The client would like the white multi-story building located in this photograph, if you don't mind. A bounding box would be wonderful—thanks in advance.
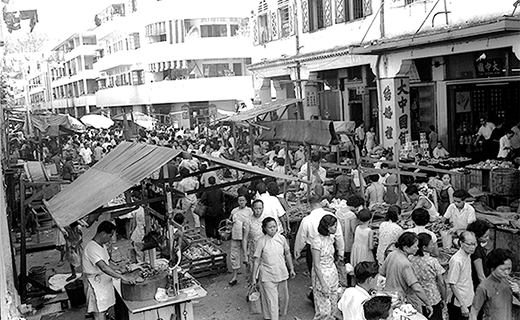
[94,0,254,128]
[48,32,100,117]
[249,0,520,155]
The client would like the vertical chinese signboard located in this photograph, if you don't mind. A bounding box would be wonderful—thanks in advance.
[380,77,411,149]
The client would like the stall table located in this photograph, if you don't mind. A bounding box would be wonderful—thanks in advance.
[114,279,207,320]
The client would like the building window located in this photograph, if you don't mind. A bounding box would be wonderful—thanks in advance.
[230,24,239,36]
[258,14,269,43]
[309,0,324,31]
[340,0,371,22]
[278,4,291,37]
[203,64,229,77]
[200,24,227,37]
[233,63,243,76]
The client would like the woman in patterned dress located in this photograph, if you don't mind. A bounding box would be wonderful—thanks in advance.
[376,205,403,266]
[311,214,339,320]
[243,199,265,285]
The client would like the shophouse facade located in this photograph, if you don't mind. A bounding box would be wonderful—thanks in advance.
[94,0,254,129]
[249,0,520,155]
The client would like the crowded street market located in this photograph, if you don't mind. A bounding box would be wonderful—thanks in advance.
[0,1,519,320]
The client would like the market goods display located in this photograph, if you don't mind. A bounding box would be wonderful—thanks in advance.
[286,201,310,222]
[181,241,227,278]
[466,160,515,170]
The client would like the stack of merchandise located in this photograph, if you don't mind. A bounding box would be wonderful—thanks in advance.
[419,132,430,158]
[400,133,413,159]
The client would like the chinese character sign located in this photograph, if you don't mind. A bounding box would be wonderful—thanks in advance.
[379,77,411,149]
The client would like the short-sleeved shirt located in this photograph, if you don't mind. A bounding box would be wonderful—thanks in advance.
[410,254,446,305]
[408,226,438,243]
[257,193,286,233]
[472,274,513,320]
[377,221,403,265]
[338,285,371,320]
[230,207,253,240]
[447,249,474,307]
[471,244,490,289]
[444,202,476,231]
[254,233,289,283]
[82,240,109,275]
[381,249,421,310]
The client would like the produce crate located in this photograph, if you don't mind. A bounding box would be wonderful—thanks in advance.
[451,171,470,190]
[181,242,228,278]
[468,168,490,191]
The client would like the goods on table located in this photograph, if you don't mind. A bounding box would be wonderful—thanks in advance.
[466,160,515,170]
[121,266,168,301]
[181,241,227,278]
[286,202,310,222]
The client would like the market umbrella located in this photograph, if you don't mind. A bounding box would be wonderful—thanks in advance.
[66,115,86,132]
[81,114,114,129]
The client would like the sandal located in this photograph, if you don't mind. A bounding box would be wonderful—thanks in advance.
[229,279,238,286]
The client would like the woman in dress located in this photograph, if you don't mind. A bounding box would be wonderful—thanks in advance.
[438,174,455,215]
[252,217,296,320]
[381,232,433,317]
[409,233,447,320]
[376,205,403,266]
[365,127,376,154]
[350,208,375,268]
[311,214,339,320]
[243,199,265,285]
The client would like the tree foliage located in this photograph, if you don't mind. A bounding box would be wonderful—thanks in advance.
[4,32,49,54]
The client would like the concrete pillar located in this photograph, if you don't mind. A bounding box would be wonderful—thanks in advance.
[273,80,287,101]
[432,56,447,145]
[303,72,320,120]
[258,78,271,105]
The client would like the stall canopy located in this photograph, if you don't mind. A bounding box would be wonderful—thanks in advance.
[46,142,309,227]
[223,98,301,123]
[30,114,85,136]
[257,120,340,146]
[112,111,157,130]
[46,142,182,227]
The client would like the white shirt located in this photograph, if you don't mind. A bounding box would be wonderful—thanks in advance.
[82,241,109,275]
[338,285,371,320]
[477,122,495,140]
[433,146,450,159]
[257,192,286,233]
[444,202,476,231]
[293,208,345,259]
[408,225,438,243]
[447,249,474,307]
[498,135,511,158]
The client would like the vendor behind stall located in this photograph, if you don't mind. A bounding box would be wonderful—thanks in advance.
[441,189,476,235]
[83,221,135,320]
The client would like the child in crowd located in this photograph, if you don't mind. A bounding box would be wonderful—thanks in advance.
[363,295,394,320]
[338,261,379,320]
[350,208,375,268]
[365,174,384,209]
[438,173,455,215]
[228,195,253,285]
[408,208,440,257]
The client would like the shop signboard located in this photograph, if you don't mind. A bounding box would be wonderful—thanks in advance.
[380,77,411,149]
[475,58,503,78]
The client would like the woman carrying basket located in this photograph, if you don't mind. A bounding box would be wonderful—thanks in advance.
[252,217,296,320]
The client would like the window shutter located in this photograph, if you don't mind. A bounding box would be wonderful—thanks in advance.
[324,0,333,27]
[363,0,372,16]
[289,3,295,35]
[270,10,278,40]
[253,16,259,45]
[301,0,310,33]
[335,0,345,23]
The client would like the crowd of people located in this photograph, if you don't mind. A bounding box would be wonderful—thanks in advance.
[8,118,520,320]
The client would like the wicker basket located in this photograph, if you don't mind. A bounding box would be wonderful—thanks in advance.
[218,219,232,241]
[490,168,520,196]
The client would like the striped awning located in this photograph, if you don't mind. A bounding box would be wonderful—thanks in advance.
[45,142,182,227]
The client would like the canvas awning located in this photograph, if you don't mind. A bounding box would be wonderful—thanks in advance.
[257,120,339,146]
[30,114,85,136]
[223,98,301,123]
[45,142,182,227]
[46,142,308,227]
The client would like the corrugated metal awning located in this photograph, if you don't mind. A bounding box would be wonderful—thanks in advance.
[45,142,182,227]
[193,154,309,184]
[224,98,301,123]
[257,120,339,146]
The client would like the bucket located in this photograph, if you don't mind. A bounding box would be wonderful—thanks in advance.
[490,168,519,196]
[65,280,86,308]
[28,266,47,286]
[440,231,452,249]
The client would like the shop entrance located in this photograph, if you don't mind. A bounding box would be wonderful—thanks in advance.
[448,81,520,157]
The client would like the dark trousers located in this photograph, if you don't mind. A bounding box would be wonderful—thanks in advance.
[422,302,443,320]
[305,244,313,274]
[448,302,470,320]
[205,215,221,239]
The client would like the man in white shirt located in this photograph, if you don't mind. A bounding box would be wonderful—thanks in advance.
[442,189,476,234]
[294,195,345,273]
[447,231,476,319]
[338,262,379,320]
[433,141,450,159]
[255,182,287,234]
[497,130,514,159]
[83,221,135,320]
[298,154,326,195]
[475,117,495,156]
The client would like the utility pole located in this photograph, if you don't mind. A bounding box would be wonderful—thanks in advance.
[293,0,304,120]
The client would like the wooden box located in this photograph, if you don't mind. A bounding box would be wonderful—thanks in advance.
[181,242,227,278]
